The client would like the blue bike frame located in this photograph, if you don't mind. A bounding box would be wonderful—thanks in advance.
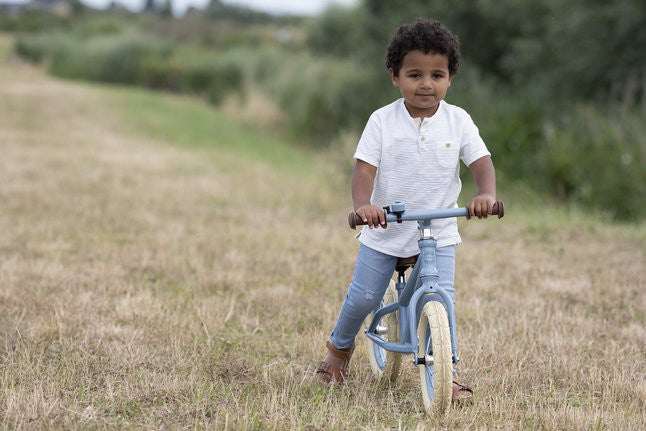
[364,207,469,365]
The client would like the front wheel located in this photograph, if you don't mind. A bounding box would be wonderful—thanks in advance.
[363,280,403,382]
[417,300,453,415]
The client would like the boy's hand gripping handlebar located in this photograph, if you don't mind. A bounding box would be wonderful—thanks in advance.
[348,201,505,230]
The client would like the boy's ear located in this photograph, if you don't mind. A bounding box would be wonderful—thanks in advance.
[388,68,399,87]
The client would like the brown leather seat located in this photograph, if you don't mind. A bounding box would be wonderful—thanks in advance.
[396,255,418,271]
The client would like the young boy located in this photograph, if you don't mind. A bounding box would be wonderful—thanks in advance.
[315,19,496,403]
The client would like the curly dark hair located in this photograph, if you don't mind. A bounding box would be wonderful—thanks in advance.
[386,19,461,77]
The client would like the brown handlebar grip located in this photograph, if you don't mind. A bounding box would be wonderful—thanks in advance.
[492,201,505,218]
[348,212,360,230]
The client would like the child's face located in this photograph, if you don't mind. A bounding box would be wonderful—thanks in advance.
[389,50,452,118]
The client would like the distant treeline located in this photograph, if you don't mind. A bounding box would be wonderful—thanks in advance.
[4,0,645,220]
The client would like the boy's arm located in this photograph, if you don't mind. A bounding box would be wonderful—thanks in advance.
[352,159,386,228]
[467,155,496,219]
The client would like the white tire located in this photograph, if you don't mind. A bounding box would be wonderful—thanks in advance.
[417,300,452,415]
[363,280,403,382]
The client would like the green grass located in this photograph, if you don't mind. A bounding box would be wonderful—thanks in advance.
[106,86,317,175]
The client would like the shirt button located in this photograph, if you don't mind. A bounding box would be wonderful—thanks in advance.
[420,136,426,142]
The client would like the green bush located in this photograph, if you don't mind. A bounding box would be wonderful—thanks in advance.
[137,54,183,91]
[69,15,127,37]
[14,33,57,63]
[250,49,383,143]
[178,54,244,104]
[446,65,545,182]
[541,106,645,220]
[14,30,244,106]
[182,58,219,93]
[48,38,103,80]
[205,62,244,104]
[41,35,164,84]
[96,37,170,84]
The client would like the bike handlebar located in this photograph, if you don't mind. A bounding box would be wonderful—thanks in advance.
[348,201,504,230]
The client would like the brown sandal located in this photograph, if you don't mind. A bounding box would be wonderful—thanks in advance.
[452,377,474,404]
[315,341,355,384]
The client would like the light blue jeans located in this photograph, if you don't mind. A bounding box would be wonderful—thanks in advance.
[330,243,457,350]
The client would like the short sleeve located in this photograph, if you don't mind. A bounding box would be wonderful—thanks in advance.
[353,112,381,168]
[459,113,491,166]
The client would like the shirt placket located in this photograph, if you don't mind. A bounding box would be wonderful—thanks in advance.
[418,118,431,152]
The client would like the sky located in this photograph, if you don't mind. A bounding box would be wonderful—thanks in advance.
[76,0,358,18]
[221,0,357,16]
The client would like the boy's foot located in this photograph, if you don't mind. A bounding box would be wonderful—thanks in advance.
[315,340,355,384]
[452,377,473,404]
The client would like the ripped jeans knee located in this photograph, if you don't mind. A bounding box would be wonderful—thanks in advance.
[329,245,396,349]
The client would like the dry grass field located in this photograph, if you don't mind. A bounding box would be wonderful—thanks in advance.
[1,35,644,429]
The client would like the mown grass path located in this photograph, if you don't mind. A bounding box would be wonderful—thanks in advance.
[1,35,644,429]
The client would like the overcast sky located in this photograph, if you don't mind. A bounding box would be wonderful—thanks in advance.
[77,0,357,17]
[221,0,357,16]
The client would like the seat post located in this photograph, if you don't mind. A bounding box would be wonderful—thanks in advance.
[397,270,406,285]
[396,269,406,295]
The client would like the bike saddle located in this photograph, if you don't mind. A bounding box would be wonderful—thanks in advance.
[396,255,418,272]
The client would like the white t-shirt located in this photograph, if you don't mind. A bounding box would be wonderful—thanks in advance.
[353,98,490,257]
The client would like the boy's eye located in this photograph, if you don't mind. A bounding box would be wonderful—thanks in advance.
[409,73,421,78]
[433,73,444,79]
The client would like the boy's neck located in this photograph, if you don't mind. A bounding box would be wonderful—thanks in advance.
[403,100,440,120]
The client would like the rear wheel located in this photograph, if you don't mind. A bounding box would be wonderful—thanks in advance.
[363,280,403,382]
[417,300,452,415]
